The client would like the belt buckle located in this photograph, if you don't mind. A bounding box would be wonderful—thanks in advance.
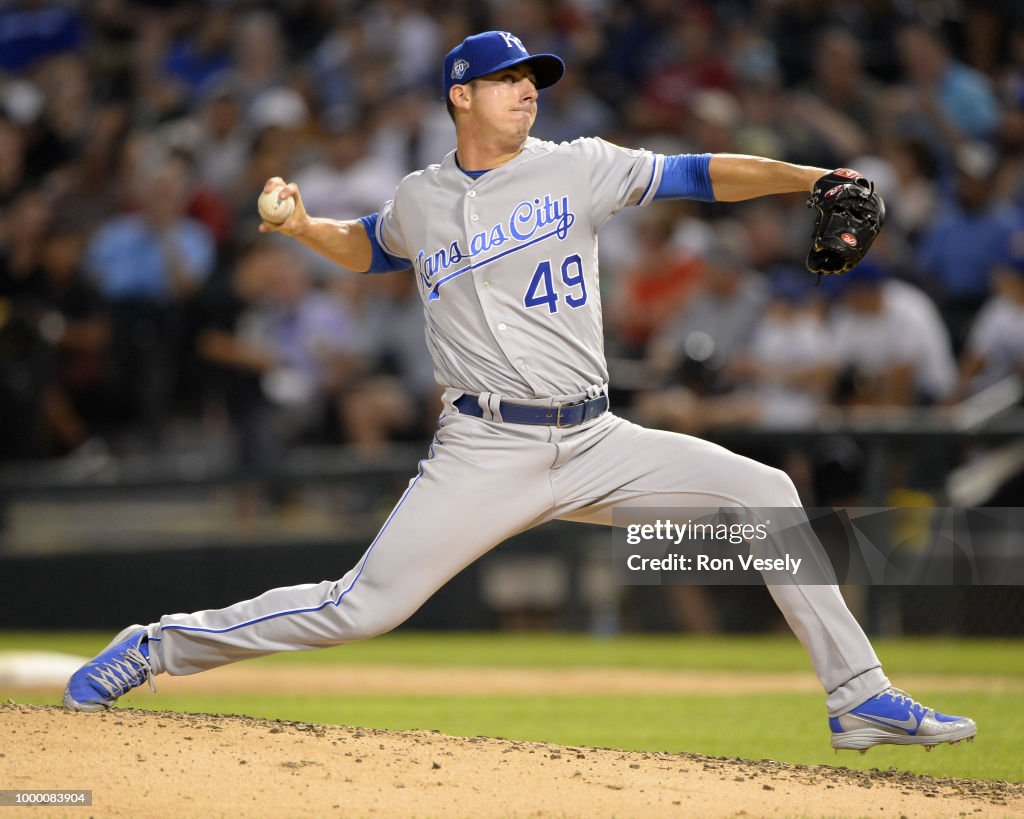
[555,400,583,428]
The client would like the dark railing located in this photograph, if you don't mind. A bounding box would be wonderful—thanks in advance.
[2,407,1022,502]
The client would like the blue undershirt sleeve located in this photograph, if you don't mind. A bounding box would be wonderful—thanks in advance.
[357,213,412,274]
[653,153,716,202]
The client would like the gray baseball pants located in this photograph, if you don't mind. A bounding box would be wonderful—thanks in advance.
[147,405,889,716]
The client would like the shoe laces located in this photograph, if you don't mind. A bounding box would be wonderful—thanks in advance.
[86,646,157,699]
[879,687,925,713]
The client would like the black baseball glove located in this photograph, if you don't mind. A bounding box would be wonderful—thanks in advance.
[805,168,885,277]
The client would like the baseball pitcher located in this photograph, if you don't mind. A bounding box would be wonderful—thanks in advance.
[65,31,973,753]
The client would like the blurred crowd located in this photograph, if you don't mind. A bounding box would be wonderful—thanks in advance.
[2,0,1024,503]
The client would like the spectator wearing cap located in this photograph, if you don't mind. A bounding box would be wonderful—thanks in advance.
[828,259,957,407]
[915,141,1024,350]
[954,234,1024,399]
[247,87,310,135]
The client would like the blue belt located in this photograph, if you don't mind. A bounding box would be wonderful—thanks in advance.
[454,393,609,428]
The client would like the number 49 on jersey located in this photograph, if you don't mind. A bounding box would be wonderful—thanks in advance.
[523,254,588,313]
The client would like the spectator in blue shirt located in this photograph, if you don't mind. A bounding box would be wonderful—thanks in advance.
[916,142,1023,351]
[84,154,215,445]
[86,158,215,302]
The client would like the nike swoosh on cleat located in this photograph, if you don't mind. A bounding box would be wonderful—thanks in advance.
[856,713,919,732]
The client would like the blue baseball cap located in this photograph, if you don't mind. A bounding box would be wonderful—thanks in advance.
[830,258,888,297]
[814,257,887,299]
[443,31,564,97]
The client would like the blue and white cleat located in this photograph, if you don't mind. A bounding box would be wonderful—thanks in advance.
[63,625,156,712]
[830,687,976,752]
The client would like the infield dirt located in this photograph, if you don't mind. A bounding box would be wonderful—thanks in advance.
[2,702,1022,818]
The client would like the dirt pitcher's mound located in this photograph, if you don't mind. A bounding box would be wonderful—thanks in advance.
[1,704,1020,818]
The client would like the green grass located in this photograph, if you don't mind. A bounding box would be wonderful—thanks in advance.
[4,632,1022,781]
[5,631,1024,676]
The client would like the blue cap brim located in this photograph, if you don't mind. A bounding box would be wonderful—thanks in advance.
[462,53,565,89]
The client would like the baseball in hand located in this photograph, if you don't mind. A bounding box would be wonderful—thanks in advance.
[258,187,296,225]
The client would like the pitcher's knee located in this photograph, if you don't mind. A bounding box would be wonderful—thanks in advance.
[331,602,412,643]
[349,616,401,642]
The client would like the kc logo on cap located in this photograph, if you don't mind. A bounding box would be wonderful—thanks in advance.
[498,31,527,52]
